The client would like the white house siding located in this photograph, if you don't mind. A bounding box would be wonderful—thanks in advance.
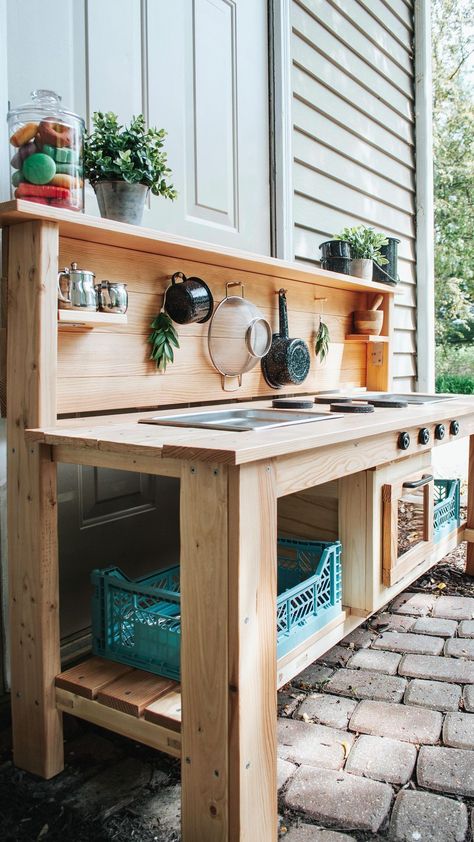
[290,0,417,390]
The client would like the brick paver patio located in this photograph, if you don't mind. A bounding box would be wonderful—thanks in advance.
[2,590,474,840]
[278,591,474,841]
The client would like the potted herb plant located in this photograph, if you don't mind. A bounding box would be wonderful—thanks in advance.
[84,112,177,225]
[334,226,388,280]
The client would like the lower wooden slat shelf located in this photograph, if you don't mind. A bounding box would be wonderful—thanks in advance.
[55,657,182,758]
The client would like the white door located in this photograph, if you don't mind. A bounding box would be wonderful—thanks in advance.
[6,0,271,254]
[2,0,271,653]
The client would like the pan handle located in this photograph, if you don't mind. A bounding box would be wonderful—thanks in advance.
[226,281,245,298]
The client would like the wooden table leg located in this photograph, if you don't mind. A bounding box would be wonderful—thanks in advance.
[466,435,474,575]
[180,460,277,841]
[180,462,229,840]
[228,462,277,841]
[7,221,63,778]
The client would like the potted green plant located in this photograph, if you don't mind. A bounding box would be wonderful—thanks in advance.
[84,112,177,225]
[334,226,388,280]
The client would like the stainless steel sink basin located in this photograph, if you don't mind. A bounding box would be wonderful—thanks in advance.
[139,408,341,432]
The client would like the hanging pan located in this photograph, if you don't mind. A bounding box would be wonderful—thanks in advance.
[208,281,272,391]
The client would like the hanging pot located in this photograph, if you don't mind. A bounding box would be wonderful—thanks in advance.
[208,281,272,391]
[261,289,311,389]
[164,271,214,324]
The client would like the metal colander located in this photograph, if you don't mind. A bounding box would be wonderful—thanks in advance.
[208,282,272,390]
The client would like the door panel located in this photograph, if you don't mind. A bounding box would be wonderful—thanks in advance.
[146,0,270,252]
[58,464,180,639]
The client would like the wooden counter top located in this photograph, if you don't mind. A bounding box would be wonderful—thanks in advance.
[27,395,474,466]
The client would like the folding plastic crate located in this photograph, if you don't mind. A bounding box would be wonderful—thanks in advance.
[433,479,461,542]
[91,537,342,678]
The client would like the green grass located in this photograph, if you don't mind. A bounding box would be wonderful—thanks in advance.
[436,344,474,393]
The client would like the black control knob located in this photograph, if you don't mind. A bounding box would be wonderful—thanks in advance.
[450,420,460,436]
[418,428,430,445]
[435,424,446,441]
[398,432,410,451]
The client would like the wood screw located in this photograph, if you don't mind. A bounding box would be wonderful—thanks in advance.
[190,466,196,474]
[213,468,219,476]
[245,761,251,769]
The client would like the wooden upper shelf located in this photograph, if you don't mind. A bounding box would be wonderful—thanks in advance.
[0,200,395,295]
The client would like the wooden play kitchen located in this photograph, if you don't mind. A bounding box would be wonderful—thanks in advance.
[1,199,474,841]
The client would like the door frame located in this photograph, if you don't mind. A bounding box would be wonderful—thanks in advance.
[269,0,293,261]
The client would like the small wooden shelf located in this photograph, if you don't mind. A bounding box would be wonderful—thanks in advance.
[345,334,390,343]
[55,657,181,757]
[58,309,128,329]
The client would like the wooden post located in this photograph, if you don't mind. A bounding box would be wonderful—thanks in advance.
[180,460,278,841]
[180,461,229,840]
[7,221,63,778]
[228,462,278,841]
[466,436,474,575]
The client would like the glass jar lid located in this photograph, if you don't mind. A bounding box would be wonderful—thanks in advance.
[7,89,85,127]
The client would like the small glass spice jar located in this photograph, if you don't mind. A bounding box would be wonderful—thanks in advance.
[7,89,85,212]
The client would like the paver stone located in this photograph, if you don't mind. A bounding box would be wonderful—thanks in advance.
[293,664,334,690]
[459,620,474,638]
[298,693,357,730]
[464,685,474,712]
[445,638,474,660]
[399,654,474,683]
[345,734,416,784]
[282,826,356,841]
[433,596,474,620]
[349,699,442,744]
[325,669,406,702]
[346,648,401,675]
[391,592,435,616]
[277,718,353,769]
[284,765,393,833]
[389,789,468,842]
[372,631,444,655]
[443,712,474,750]
[278,757,297,789]
[417,745,474,796]
[404,678,461,712]
[412,616,458,637]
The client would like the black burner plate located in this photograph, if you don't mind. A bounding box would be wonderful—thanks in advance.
[315,396,352,404]
[330,402,375,414]
[272,399,314,409]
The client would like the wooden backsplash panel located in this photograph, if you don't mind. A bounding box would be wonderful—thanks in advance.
[57,237,370,414]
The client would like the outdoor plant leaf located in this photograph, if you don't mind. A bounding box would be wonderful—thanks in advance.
[334,225,389,264]
[148,312,180,372]
[315,320,330,363]
[84,112,177,199]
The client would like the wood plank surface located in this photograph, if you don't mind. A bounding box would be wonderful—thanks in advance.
[180,462,229,841]
[56,687,181,758]
[144,687,182,733]
[55,657,133,700]
[97,670,175,717]
[0,200,395,294]
[7,220,63,779]
[228,463,278,841]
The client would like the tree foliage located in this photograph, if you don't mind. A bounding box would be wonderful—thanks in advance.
[432,0,474,348]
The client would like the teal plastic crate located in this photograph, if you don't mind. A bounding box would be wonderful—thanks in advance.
[91,538,342,678]
[91,565,181,680]
[434,479,461,542]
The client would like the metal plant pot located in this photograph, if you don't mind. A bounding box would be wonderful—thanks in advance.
[351,258,373,281]
[94,181,149,225]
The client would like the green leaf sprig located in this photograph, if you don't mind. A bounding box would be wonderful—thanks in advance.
[315,320,330,363]
[148,312,179,372]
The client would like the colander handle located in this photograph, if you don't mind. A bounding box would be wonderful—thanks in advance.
[226,281,245,298]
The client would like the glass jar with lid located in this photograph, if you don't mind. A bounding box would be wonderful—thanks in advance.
[7,89,85,212]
